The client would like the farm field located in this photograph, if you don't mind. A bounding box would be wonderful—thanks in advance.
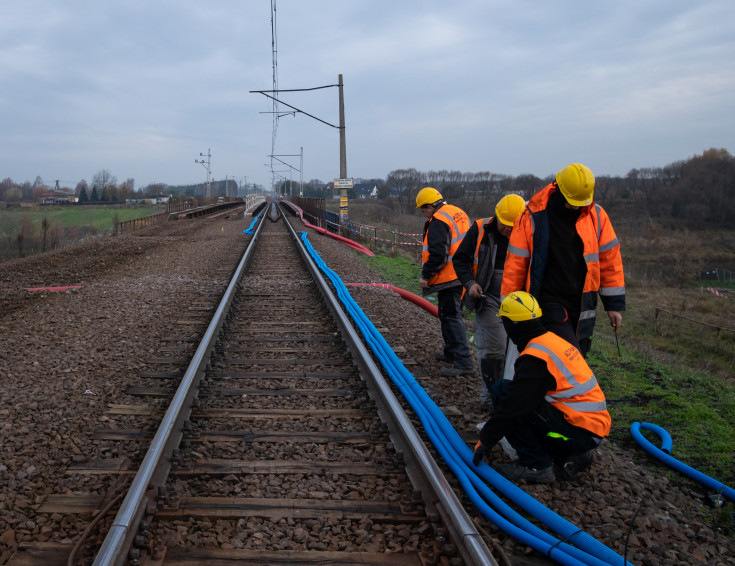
[0,204,164,259]
[1,204,163,231]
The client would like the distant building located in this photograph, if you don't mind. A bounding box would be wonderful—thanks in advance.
[40,189,75,205]
[354,183,378,198]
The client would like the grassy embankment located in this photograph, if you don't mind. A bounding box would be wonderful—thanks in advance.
[341,199,735,497]
[0,204,164,259]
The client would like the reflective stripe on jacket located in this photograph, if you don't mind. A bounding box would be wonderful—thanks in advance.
[522,332,611,438]
[421,204,470,286]
[501,183,625,340]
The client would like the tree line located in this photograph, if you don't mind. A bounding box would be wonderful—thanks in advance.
[2,148,733,230]
[377,149,735,229]
[0,170,268,205]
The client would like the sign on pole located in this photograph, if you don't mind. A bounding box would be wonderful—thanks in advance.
[334,178,354,189]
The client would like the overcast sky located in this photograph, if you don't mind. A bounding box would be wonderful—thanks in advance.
[1,1,734,192]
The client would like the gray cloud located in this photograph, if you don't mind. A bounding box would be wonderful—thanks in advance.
[1,0,733,189]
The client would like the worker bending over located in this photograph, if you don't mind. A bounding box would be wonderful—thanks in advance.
[473,291,611,483]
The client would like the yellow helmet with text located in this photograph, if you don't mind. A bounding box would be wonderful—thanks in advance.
[495,194,526,226]
[498,291,542,321]
[415,187,444,209]
[556,163,595,206]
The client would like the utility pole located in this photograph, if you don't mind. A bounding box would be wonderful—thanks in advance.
[195,148,211,198]
[250,74,349,216]
[338,74,349,226]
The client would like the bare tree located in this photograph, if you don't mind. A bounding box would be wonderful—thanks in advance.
[91,170,117,193]
[0,177,13,201]
[385,168,425,215]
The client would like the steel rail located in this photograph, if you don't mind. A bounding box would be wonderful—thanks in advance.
[280,206,497,566]
[93,206,497,565]
[92,214,266,566]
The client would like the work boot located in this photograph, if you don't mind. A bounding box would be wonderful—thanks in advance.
[434,349,451,363]
[494,462,554,484]
[556,450,594,482]
[479,375,493,412]
[439,366,477,377]
[480,357,504,392]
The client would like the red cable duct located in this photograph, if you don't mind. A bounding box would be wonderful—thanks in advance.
[345,283,438,317]
[282,201,374,256]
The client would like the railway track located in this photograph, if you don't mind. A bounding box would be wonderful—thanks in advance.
[62,204,498,565]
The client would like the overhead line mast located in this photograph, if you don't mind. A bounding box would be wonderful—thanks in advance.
[270,0,279,194]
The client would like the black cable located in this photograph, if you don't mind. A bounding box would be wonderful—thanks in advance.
[545,527,583,559]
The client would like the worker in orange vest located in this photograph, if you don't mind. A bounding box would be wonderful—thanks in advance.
[453,194,525,412]
[416,187,475,377]
[473,291,611,483]
[502,163,625,356]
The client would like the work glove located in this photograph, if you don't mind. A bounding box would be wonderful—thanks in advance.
[473,440,489,466]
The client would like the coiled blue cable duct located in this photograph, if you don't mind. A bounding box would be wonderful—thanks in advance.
[631,422,735,502]
[299,232,633,566]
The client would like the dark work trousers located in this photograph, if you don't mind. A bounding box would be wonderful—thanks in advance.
[492,380,601,469]
[539,301,592,357]
[437,286,474,370]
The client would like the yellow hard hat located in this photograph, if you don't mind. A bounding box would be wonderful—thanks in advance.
[556,163,595,206]
[498,291,543,321]
[415,187,443,209]
[495,194,526,226]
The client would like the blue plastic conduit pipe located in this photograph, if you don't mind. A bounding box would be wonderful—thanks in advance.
[631,422,735,502]
[298,231,633,566]
[242,211,261,234]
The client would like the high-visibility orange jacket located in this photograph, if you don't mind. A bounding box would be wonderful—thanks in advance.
[421,203,470,287]
[501,183,625,341]
[523,332,611,437]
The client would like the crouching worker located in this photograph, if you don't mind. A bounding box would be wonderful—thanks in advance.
[472,291,610,483]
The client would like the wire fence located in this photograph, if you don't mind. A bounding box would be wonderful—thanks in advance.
[288,197,424,261]
[654,307,735,356]
[698,268,734,283]
[114,196,258,235]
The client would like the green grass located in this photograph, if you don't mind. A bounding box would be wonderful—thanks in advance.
[588,333,735,484]
[8,205,164,232]
[364,253,424,296]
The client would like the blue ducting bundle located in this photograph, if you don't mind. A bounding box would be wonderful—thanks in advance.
[298,231,634,566]
[631,422,735,502]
